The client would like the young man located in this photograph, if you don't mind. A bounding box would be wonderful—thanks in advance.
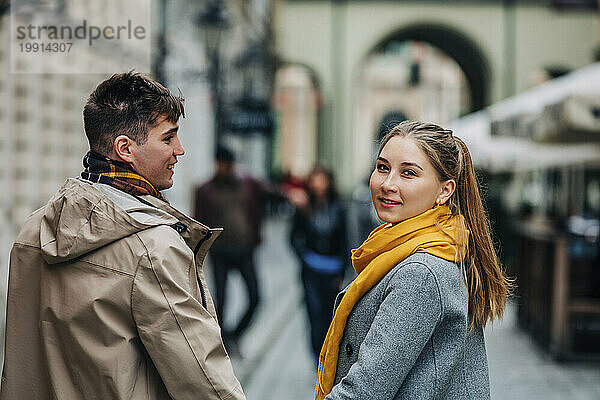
[1,72,245,400]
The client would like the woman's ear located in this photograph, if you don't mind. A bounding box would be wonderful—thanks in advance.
[114,135,135,164]
[436,179,456,205]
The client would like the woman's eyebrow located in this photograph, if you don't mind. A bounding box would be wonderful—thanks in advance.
[379,156,423,171]
[401,161,423,171]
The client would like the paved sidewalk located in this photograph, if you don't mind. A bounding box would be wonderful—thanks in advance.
[203,215,308,387]
[486,302,600,400]
[217,217,600,400]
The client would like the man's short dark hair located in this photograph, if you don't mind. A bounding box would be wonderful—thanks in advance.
[83,71,185,155]
[215,145,235,163]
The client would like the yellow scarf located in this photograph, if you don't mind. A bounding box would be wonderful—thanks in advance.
[314,205,467,400]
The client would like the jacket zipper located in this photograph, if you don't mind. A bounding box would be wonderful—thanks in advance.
[194,230,213,309]
[131,193,211,309]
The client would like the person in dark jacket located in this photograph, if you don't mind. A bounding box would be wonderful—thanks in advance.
[194,146,275,350]
[290,166,349,361]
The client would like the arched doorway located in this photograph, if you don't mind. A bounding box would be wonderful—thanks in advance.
[374,24,490,112]
[351,24,490,181]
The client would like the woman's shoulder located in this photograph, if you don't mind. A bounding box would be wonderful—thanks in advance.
[398,252,459,271]
[387,253,467,313]
[387,253,462,293]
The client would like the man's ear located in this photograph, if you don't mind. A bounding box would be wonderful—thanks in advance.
[114,135,135,163]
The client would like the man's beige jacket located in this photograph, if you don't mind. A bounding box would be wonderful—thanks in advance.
[1,178,245,400]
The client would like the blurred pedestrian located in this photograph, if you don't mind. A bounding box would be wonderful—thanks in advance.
[290,166,349,361]
[315,121,512,400]
[194,146,275,352]
[1,72,245,399]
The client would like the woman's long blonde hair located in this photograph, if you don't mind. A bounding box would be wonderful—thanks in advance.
[379,120,513,328]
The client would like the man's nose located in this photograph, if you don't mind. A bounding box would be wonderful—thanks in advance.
[173,137,185,156]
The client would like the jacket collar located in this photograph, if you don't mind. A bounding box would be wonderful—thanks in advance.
[137,194,222,260]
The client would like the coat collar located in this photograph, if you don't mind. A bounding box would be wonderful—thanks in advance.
[137,194,222,260]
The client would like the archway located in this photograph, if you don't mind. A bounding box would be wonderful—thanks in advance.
[372,24,490,112]
[351,24,490,181]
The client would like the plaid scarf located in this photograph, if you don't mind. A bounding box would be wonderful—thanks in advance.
[81,150,168,203]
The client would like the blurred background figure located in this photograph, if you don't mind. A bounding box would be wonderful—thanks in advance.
[289,166,349,361]
[193,146,275,353]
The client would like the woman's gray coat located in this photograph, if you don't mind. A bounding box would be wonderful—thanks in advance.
[325,253,490,400]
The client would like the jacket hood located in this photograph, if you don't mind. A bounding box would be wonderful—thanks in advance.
[40,178,178,264]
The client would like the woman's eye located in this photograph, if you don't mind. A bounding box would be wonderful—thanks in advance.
[376,163,389,172]
[402,169,416,177]
[164,136,173,143]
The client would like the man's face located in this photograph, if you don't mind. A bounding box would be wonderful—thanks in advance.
[216,160,234,177]
[129,115,184,191]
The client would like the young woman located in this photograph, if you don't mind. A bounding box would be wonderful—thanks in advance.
[290,166,349,361]
[315,121,511,400]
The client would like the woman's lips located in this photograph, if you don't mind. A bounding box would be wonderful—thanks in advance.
[378,197,401,208]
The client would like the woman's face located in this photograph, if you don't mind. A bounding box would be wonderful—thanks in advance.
[307,171,330,198]
[370,136,453,224]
